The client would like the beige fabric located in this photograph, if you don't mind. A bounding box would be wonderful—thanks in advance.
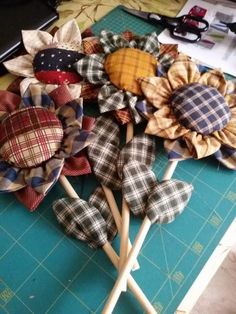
[198,69,227,96]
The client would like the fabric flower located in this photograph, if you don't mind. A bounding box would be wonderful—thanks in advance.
[75,30,177,124]
[3,20,84,98]
[139,54,236,169]
[0,84,95,210]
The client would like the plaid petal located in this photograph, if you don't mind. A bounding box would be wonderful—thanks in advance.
[21,85,55,110]
[74,54,108,85]
[100,30,131,53]
[122,161,157,217]
[92,116,120,147]
[117,134,156,178]
[82,36,104,54]
[135,99,155,120]
[0,90,21,121]
[214,145,236,170]
[0,159,26,192]
[88,141,121,190]
[62,151,92,176]
[80,81,100,102]
[53,197,108,249]
[165,139,193,160]
[89,187,117,243]
[146,179,193,224]
[135,32,161,58]
[15,186,45,211]
[113,108,132,125]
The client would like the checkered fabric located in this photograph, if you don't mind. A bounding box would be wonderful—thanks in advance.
[135,99,155,120]
[74,54,108,85]
[214,145,236,170]
[53,197,117,249]
[98,85,142,124]
[0,160,26,192]
[0,90,21,121]
[0,107,63,168]
[165,138,193,161]
[145,179,193,224]
[62,152,92,176]
[113,108,132,125]
[122,161,157,217]
[117,133,156,179]
[80,82,100,102]
[104,47,157,96]
[171,83,231,135]
[82,37,104,54]
[15,186,45,212]
[89,187,117,242]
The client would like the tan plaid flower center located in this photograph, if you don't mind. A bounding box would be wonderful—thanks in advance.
[104,48,157,96]
[0,107,63,168]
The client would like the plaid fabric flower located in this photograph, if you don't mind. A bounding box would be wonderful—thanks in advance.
[4,20,85,97]
[75,30,177,125]
[53,193,117,249]
[117,133,156,179]
[139,53,236,169]
[88,116,121,190]
[0,85,95,211]
[122,160,193,223]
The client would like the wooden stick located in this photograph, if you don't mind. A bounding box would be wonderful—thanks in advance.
[58,175,154,313]
[103,242,156,314]
[102,161,179,313]
[119,122,134,288]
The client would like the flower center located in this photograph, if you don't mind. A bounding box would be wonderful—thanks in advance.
[0,107,63,168]
[170,83,231,135]
[104,48,157,95]
[33,48,84,85]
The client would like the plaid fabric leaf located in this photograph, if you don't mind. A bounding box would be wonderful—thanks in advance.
[74,54,108,85]
[53,197,108,249]
[117,134,156,179]
[98,85,142,124]
[214,145,236,169]
[89,187,117,243]
[88,141,121,190]
[171,83,230,135]
[122,161,157,217]
[146,179,193,224]
[91,115,120,147]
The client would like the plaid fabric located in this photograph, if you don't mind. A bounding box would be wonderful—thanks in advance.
[82,37,104,54]
[62,152,92,176]
[15,186,45,212]
[117,133,156,179]
[49,84,74,108]
[122,161,157,217]
[214,145,236,169]
[0,160,26,192]
[98,85,142,124]
[80,82,100,102]
[113,108,132,125]
[146,179,193,224]
[89,187,117,243]
[135,99,155,120]
[53,197,116,249]
[165,138,193,160]
[171,83,231,135]
[74,54,108,85]
[0,90,21,121]
[104,47,157,96]
[0,107,63,168]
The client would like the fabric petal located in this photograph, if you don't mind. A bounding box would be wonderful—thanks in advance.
[167,54,200,90]
[117,134,156,178]
[145,107,189,139]
[19,78,39,96]
[198,69,227,95]
[89,187,117,243]
[53,19,82,50]
[15,186,45,211]
[184,132,221,159]
[114,108,132,125]
[214,145,236,170]
[0,160,26,192]
[213,126,236,149]
[122,160,157,217]
[82,36,104,54]
[3,54,34,78]
[62,151,91,176]
[21,84,54,110]
[135,99,155,120]
[164,138,193,160]
[135,32,160,57]
[56,99,83,129]
[74,54,108,85]
[0,90,21,120]
[22,30,52,55]
[225,94,236,108]
[24,157,64,194]
[146,179,193,224]
[99,30,131,53]
[226,80,236,95]
[139,77,173,108]
[53,197,108,248]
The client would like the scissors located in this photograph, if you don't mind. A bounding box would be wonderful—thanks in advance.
[122,7,209,43]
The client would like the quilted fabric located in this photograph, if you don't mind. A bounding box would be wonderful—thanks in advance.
[171,83,231,135]
[104,47,157,95]
[0,107,63,168]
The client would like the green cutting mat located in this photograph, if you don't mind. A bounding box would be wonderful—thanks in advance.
[1,5,236,314]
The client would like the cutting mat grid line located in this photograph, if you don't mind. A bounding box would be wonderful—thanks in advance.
[0,6,236,314]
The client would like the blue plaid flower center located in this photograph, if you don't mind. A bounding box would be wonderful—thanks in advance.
[170,83,231,135]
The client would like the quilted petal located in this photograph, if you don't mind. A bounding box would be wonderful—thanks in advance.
[136,32,160,57]
[146,179,193,224]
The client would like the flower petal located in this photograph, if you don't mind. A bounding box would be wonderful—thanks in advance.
[74,54,108,84]
[100,30,130,53]
[20,84,54,110]
[15,186,45,211]
[167,54,200,89]
[53,19,82,50]
[3,55,34,78]
[22,30,52,55]
[135,32,160,57]
[56,99,83,129]
[62,151,91,176]
[98,84,127,112]
[198,69,227,95]
[164,138,193,160]
[214,145,236,169]
[145,107,189,139]
[225,94,236,108]
[0,160,26,192]
[213,126,236,149]
[184,132,221,159]
[226,80,236,95]
[139,77,172,108]
[0,90,21,120]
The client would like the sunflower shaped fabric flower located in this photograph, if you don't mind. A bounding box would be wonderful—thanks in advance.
[0,84,95,210]
[75,30,177,124]
[139,54,236,169]
[3,20,84,97]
